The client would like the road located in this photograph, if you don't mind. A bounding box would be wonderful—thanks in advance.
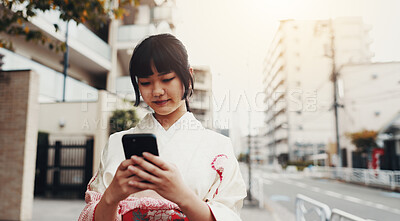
[241,166,400,221]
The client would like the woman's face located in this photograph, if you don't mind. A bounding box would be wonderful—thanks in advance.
[138,64,187,119]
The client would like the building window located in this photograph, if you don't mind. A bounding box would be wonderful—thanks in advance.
[194,71,205,84]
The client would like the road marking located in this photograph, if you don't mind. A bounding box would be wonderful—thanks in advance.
[310,186,321,192]
[324,190,343,198]
[269,194,291,202]
[294,182,307,188]
[257,172,400,216]
[343,195,363,203]
[262,179,273,185]
[364,201,375,206]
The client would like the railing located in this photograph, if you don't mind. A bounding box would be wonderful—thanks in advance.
[296,194,331,221]
[307,166,400,190]
[330,209,374,221]
[296,194,374,221]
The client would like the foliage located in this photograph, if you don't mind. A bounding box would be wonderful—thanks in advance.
[0,0,138,51]
[285,160,316,171]
[109,109,139,135]
[237,152,248,163]
[346,129,378,153]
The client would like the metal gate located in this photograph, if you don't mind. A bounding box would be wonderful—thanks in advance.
[35,137,93,199]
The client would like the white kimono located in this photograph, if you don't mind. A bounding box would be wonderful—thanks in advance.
[79,112,246,221]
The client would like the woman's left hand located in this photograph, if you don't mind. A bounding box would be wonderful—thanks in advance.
[127,152,193,205]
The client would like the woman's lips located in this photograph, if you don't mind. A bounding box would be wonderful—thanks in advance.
[153,99,170,106]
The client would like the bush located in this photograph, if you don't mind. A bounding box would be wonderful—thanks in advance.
[285,160,315,171]
[109,109,139,135]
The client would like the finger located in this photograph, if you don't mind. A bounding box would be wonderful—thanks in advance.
[128,165,162,184]
[118,158,135,170]
[118,163,148,179]
[128,174,144,182]
[142,152,170,171]
[128,179,157,190]
[131,155,165,177]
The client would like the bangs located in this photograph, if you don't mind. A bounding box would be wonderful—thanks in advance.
[129,34,193,108]
[131,37,180,78]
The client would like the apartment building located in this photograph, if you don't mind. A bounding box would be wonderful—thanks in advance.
[190,66,213,128]
[0,0,182,200]
[339,62,400,167]
[263,17,373,165]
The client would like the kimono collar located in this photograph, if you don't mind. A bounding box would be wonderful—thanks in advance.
[135,112,204,135]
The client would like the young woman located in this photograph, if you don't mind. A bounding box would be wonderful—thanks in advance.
[79,34,246,221]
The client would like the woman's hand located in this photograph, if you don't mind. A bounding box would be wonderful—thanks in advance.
[103,158,144,205]
[127,153,216,221]
[127,152,193,205]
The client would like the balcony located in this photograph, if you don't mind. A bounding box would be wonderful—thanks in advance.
[0,48,98,102]
[153,6,173,22]
[30,10,111,73]
[117,24,157,46]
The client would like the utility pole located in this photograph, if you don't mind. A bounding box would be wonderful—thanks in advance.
[329,19,342,167]
[247,111,252,201]
[62,21,70,102]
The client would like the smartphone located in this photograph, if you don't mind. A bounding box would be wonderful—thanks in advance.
[122,133,159,159]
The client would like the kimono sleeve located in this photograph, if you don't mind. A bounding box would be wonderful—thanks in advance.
[205,139,247,221]
[79,133,124,221]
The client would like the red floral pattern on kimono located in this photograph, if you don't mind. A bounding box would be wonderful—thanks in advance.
[211,154,228,198]
[122,208,187,221]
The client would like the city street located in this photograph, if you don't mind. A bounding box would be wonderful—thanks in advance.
[245,168,400,221]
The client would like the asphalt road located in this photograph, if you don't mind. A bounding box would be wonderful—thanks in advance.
[244,169,400,221]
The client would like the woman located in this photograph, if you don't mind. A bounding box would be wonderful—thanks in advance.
[79,34,246,221]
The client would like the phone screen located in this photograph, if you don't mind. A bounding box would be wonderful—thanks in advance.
[122,133,159,159]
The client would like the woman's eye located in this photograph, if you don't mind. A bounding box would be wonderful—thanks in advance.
[139,82,150,86]
[163,77,175,82]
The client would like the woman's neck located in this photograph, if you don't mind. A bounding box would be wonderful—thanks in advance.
[153,104,187,130]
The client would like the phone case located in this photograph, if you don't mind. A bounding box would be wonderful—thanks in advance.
[122,133,159,159]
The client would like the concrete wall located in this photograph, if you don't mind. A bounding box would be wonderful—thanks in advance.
[0,70,39,220]
[38,91,149,175]
[39,102,98,136]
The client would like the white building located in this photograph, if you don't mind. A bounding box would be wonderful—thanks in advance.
[263,17,373,165]
[190,66,214,128]
[338,62,400,167]
[0,0,178,177]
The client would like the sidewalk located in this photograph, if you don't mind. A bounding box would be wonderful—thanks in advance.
[241,198,274,221]
[31,197,273,221]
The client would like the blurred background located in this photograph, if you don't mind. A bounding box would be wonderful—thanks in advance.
[0,0,399,220]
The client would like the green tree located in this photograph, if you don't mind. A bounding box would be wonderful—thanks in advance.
[347,129,378,153]
[0,0,138,51]
[109,109,139,135]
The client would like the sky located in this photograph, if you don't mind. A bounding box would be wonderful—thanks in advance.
[174,0,400,136]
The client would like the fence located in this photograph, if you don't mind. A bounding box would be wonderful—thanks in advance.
[307,166,400,190]
[35,139,93,199]
[296,194,374,221]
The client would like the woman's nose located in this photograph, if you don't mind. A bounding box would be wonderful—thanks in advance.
[152,83,165,97]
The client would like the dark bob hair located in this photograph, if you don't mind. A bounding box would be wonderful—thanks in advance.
[129,34,194,111]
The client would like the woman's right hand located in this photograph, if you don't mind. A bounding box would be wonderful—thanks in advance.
[103,157,144,205]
